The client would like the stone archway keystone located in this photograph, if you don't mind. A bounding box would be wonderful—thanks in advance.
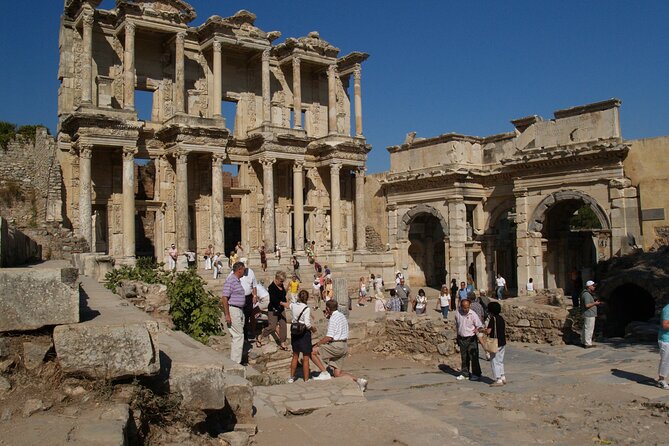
[397,204,449,241]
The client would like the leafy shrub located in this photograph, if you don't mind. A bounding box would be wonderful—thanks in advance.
[0,180,24,206]
[104,257,170,292]
[167,268,222,343]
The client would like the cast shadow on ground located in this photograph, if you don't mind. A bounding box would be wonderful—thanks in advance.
[437,364,495,384]
[610,368,658,386]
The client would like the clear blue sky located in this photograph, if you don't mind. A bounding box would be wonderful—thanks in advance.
[1,1,668,173]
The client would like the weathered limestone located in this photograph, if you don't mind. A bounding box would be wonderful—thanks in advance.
[355,168,366,251]
[353,64,363,136]
[213,40,222,117]
[292,57,302,129]
[212,155,225,254]
[261,158,276,250]
[78,145,92,251]
[174,31,186,114]
[122,147,136,260]
[175,152,189,255]
[327,65,337,134]
[292,162,305,252]
[80,11,94,105]
[53,276,159,379]
[0,267,79,332]
[330,163,342,250]
[123,21,135,110]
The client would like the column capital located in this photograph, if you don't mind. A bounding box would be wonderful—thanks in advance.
[355,166,366,175]
[353,63,362,80]
[513,186,528,197]
[79,145,93,159]
[82,11,95,27]
[174,150,189,164]
[213,40,222,52]
[330,162,342,174]
[176,30,187,43]
[212,153,225,166]
[292,56,301,69]
[262,48,270,61]
[122,146,137,160]
[125,21,136,34]
[292,160,305,172]
[327,64,337,77]
[260,157,276,167]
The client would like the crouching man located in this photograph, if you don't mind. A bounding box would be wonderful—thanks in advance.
[311,300,368,392]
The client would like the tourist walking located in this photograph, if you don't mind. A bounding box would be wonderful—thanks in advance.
[204,244,213,270]
[357,276,367,307]
[185,249,196,269]
[167,244,177,270]
[259,245,267,272]
[395,278,411,312]
[457,282,468,309]
[486,301,507,386]
[282,290,315,383]
[220,261,247,364]
[256,271,288,350]
[291,256,300,279]
[311,300,368,392]
[312,274,322,309]
[385,289,402,312]
[228,250,238,269]
[455,299,484,381]
[235,241,244,255]
[657,302,669,389]
[495,273,508,300]
[324,277,334,301]
[450,279,458,311]
[395,271,404,286]
[212,252,221,279]
[288,274,300,304]
[275,243,281,261]
[526,277,535,295]
[239,258,258,342]
[469,292,486,323]
[415,289,427,315]
[580,280,601,348]
[373,274,384,299]
[437,285,451,319]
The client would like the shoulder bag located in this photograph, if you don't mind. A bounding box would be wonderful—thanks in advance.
[290,306,308,337]
[480,316,499,353]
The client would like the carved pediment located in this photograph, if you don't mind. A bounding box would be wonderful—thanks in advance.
[277,31,340,58]
[117,0,196,23]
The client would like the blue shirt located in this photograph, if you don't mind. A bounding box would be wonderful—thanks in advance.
[660,304,669,343]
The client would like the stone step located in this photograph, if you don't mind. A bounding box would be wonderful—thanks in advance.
[53,276,160,380]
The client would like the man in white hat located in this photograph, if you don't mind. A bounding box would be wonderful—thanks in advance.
[580,280,601,348]
[238,257,258,342]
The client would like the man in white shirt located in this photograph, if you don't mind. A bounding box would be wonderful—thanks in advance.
[312,300,368,392]
[495,273,508,300]
[238,258,258,341]
[454,299,484,381]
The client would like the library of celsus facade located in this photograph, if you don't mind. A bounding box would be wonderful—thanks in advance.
[371,99,643,294]
[57,0,370,266]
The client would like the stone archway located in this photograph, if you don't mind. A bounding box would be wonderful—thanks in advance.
[398,205,448,288]
[529,190,609,291]
[485,201,518,292]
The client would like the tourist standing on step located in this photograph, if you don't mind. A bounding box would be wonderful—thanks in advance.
[415,289,427,315]
[228,250,238,269]
[455,299,484,381]
[239,258,258,342]
[457,282,468,309]
[657,302,669,389]
[212,252,221,279]
[385,289,402,312]
[395,278,411,312]
[291,256,300,280]
[580,280,601,348]
[257,271,288,350]
[275,243,281,261]
[311,300,368,392]
[168,244,177,270]
[450,279,458,311]
[486,301,507,387]
[495,273,507,300]
[220,261,247,364]
[288,274,300,304]
[282,290,315,383]
[235,241,244,256]
[312,274,322,309]
[185,249,196,269]
[204,245,213,270]
[437,285,451,320]
[324,277,334,301]
[357,276,367,307]
[259,245,267,272]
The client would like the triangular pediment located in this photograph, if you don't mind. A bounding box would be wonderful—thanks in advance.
[117,0,196,23]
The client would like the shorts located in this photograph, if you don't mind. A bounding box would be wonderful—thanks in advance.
[319,341,348,370]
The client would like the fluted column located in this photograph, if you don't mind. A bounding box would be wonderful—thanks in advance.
[175,152,189,252]
[292,57,302,129]
[81,11,94,105]
[262,49,271,125]
[78,145,93,251]
[261,158,276,250]
[330,163,342,250]
[174,31,186,114]
[122,147,137,259]
[353,64,363,137]
[327,64,337,135]
[293,161,305,253]
[211,154,225,254]
[123,21,136,111]
[213,40,222,117]
[355,167,366,251]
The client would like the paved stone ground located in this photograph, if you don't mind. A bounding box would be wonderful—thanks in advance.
[254,341,669,446]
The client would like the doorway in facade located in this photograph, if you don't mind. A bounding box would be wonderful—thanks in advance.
[492,211,517,293]
[135,210,156,259]
[225,217,241,256]
[604,283,655,337]
[407,214,446,288]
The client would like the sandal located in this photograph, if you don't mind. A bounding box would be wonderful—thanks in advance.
[279,344,289,351]
[255,336,263,348]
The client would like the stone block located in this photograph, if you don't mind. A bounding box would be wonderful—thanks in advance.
[0,376,10,395]
[284,397,331,415]
[0,337,9,357]
[224,374,254,424]
[219,431,249,446]
[516,319,531,327]
[0,268,79,332]
[22,341,52,370]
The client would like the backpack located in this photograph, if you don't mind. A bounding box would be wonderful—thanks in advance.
[290,306,309,338]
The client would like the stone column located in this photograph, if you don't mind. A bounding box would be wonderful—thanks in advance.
[353,63,363,137]
[211,154,225,254]
[81,11,94,105]
[174,31,186,114]
[292,57,302,129]
[514,187,531,293]
[261,49,271,125]
[261,158,276,250]
[293,161,305,253]
[447,197,467,283]
[330,162,342,250]
[123,21,136,111]
[212,40,222,117]
[122,147,137,259]
[355,167,366,251]
[327,64,337,135]
[78,145,93,251]
[175,152,189,252]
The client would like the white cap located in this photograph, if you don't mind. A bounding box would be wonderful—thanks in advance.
[586,280,595,287]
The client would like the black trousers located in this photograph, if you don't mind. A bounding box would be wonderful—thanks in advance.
[458,335,482,377]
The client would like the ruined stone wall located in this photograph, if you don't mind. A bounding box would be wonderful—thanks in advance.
[0,218,41,267]
[625,136,669,250]
[501,302,568,344]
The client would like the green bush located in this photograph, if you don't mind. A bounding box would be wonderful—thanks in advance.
[103,257,170,292]
[167,268,222,343]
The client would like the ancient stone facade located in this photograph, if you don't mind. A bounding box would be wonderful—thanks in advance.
[369,99,643,295]
[57,0,370,267]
